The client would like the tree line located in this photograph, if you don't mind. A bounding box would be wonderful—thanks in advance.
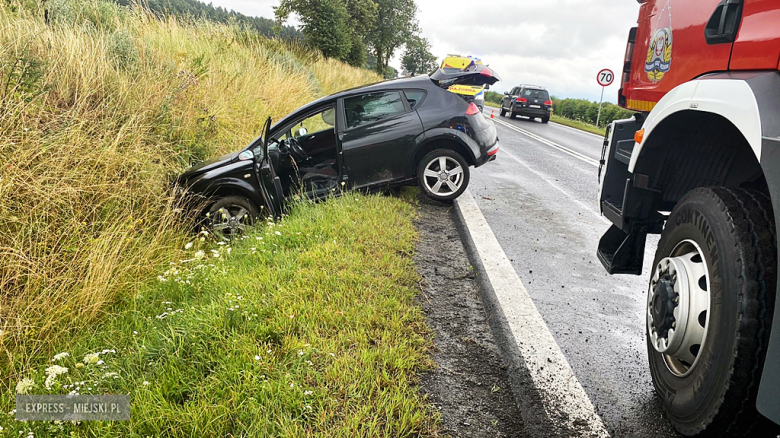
[551,97,633,127]
[111,0,302,40]
[274,0,437,78]
[109,0,438,79]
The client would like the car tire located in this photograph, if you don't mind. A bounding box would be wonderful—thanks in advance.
[206,195,261,238]
[542,117,549,123]
[500,107,506,117]
[510,110,516,119]
[417,149,470,202]
[647,187,777,436]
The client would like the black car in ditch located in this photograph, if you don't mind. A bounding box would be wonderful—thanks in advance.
[176,65,500,234]
[500,85,552,123]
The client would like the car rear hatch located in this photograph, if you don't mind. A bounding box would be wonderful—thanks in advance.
[429,63,501,89]
[518,88,551,114]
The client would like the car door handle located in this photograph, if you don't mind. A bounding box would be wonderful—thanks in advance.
[705,0,743,45]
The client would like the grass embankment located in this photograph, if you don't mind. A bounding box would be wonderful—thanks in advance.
[2,193,438,436]
[550,115,606,136]
[484,104,606,136]
[0,1,437,433]
[0,0,378,366]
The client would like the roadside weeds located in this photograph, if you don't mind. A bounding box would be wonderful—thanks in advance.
[2,194,439,437]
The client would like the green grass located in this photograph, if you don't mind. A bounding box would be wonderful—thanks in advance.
[2,192,440,437]
[549,115,606,136]
[484,104,607,136]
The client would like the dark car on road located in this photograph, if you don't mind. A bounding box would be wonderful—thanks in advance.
[176,65,500,234]
[500,85,552,123]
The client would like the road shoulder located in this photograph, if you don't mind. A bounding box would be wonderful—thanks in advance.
[415,195,525,438]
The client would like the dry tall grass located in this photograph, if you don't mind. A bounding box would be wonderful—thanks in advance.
[0,0,380,376]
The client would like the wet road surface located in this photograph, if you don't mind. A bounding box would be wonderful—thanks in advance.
[468,107,678,436]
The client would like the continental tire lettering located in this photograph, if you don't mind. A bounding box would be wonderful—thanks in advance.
[674,208,721,272]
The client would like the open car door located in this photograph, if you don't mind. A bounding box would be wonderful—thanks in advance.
[255,117,284,220]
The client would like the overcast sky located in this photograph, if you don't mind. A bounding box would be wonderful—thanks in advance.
[202,0,640,102]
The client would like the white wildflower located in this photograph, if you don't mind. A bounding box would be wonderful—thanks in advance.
[254,355,260,361]
[274,231,281,236]
[16,378,36,394]
[103,372,119,379]
[44,365,68,389]
[52,352,70,362]
[83,353,99,365]
[96,360,104,365]
[184,242,194,250]
[194,250,205,260]
[304,390,313,396]
[142,381,150,386]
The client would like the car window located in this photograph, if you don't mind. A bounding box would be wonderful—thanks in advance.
[403,89,426,110]
[522,89,549,100]
[344,91,406,129]
[277,106,335,141]
[511,87,518,95]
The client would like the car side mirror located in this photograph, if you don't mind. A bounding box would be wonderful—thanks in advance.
[238,150,254,161]
[297,127,308,137]
[503,91,509,95]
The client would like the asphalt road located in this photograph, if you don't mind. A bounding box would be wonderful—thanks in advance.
[469,107,677,436]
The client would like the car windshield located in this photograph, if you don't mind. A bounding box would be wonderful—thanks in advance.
[523,89,549,99]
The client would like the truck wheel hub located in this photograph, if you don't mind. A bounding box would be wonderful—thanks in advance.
[647,240,711,377]
[651,275,677,339]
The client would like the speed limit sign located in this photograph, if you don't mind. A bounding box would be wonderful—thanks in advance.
[597,69,614,87]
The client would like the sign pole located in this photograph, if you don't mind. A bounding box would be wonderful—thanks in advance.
[595,68,613,128]
[596,85,605,128]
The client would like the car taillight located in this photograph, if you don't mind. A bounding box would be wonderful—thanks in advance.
[544,100,552,106]
[620,27,637,108]
[480,67,493,77]
[516,97,527,103]
[465,102,480,115]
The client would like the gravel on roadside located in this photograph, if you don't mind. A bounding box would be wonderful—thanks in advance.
[415,195,526,438]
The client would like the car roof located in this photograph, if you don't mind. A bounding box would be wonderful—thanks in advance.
[518,84,546,90]
[272,75,432,130]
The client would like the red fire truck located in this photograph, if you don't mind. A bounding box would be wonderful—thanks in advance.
[597,0,780,435]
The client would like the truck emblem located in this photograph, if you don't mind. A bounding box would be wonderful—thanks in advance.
[645,1,672,83]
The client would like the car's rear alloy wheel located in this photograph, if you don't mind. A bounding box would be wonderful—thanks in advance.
[417,149,470,202]
[206,195,260,239]
[647,187,777,436]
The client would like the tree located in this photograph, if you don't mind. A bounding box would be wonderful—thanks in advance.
[401,35,436,76]
[275,0,376,67]
[275,0,351,60]
[366,0,417,76]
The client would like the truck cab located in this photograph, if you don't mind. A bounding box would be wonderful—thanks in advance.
[597,0,780,435]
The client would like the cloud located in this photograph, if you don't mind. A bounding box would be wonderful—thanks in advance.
[203,0,640,102]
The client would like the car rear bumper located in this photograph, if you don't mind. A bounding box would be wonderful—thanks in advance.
[516,107,551,117]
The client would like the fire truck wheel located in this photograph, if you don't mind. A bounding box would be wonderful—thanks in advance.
[647,187,777,436]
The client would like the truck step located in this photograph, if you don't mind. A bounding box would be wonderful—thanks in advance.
[597,224,648,275]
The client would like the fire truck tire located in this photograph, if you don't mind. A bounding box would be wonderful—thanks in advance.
[647,187,778,436]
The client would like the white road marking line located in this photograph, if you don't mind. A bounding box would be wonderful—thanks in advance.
[456,190,610,437]
[492,117,600,167]
[497,146,611,225]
